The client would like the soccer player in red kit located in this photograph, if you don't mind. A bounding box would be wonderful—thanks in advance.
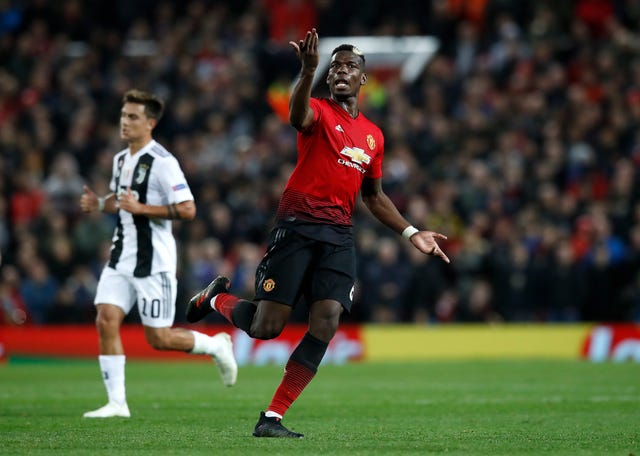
[186,28,450,437]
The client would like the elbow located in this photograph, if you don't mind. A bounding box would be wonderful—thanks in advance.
[361,195,371,208]
[180,202,197,221]
[289,108,312,130]
[361,193,377,208]
[289,114,304,130]
[288,105,299,128]
[361,197,375,214]
[361,193,384,216]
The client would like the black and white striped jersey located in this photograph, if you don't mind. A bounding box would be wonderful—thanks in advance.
[107,139,194,277]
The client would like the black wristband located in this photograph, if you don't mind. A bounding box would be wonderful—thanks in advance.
[167,203,179,219]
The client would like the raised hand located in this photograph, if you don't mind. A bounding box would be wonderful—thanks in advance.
[289,28,319,72]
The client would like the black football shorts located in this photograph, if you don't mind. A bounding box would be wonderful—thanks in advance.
[254,227,356,312]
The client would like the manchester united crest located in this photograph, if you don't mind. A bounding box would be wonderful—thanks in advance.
[263,278,275,292]
[366,134,375,150]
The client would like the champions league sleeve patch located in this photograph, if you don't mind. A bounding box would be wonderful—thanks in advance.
[172,183,187,191]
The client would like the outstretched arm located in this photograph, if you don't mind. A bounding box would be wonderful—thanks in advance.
[361,177,450,263]
[288,28,319,130]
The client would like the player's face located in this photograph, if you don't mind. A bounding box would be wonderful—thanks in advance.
[120,102,154,142]
[326,51,366,99]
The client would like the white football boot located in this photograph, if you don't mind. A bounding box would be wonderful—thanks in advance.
[83,401,131,418]
[211,332,238,387]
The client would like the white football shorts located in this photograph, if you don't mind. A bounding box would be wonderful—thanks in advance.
[94,266,177,328]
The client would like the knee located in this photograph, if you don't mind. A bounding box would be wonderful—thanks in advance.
[308,303,342,341]
[309,319,339,342]
[249,319,286,340]
[249,301,290,339]
[95,307,121,335]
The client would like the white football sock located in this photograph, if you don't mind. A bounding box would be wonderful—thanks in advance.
[98,355,126,405]
[190,330,223,356]
[265,410,283,419]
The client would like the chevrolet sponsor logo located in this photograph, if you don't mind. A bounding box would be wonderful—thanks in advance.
[340,146,371,165]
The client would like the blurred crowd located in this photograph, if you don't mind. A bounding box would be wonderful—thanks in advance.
[2,0,640,326]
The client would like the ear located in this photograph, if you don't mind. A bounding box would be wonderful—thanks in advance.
[360,72,367,86]
[148,118,157,131]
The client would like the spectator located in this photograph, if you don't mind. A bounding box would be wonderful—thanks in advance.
[50,265,98,323]
[401,245,450,323]
[0,195,10,252]
[0,265,28,325]
[9,170,45,230]
[42,152,85,216]
[19,258,59,324]
[360,237,412,322]
[546,238,586,322]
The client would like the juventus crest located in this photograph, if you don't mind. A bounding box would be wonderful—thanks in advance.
[135,164,149,184]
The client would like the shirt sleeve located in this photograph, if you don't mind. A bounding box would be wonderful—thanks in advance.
[365,130,384,179]
[157,156,194,204]
[299,97,322,135]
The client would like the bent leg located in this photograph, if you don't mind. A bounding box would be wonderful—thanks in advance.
[143,325,237,387]
[213,292,257,333]
[143,326,194,351]
[210,294,289,340]
[250,300,292,340]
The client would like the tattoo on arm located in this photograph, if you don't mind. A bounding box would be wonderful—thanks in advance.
[167,203,180,220]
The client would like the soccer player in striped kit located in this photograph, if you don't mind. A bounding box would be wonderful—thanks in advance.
[187,29,450,437]
[80,89,237,418]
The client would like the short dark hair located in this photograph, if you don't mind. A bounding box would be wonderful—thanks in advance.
[331,44,365,66]
[122,89,164,121]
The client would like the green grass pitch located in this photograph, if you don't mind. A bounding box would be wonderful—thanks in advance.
[1,358,638,455]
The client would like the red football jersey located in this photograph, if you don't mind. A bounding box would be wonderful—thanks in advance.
[277,97,384,226]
